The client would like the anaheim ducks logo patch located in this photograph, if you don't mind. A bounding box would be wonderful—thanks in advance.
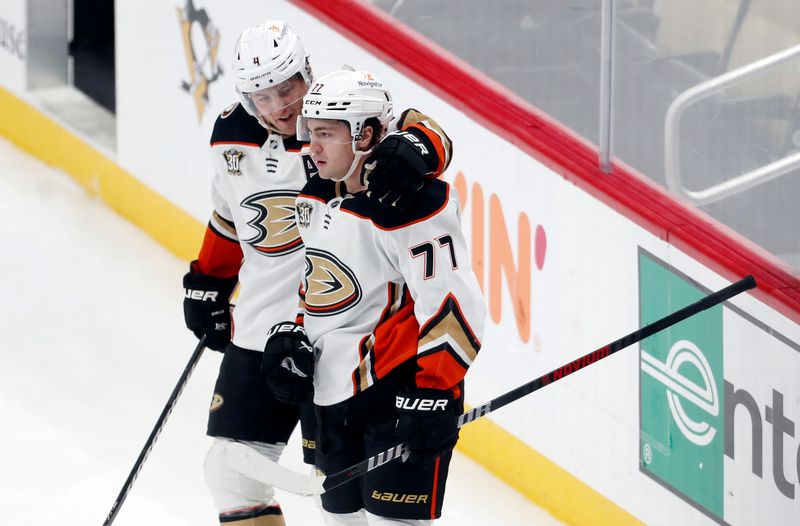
[304,248,362,316]
[240,190,303,256]
[209,393,224,412]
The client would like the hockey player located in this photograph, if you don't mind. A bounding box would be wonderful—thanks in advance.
[182,22,453,526]
[261,69,486,525]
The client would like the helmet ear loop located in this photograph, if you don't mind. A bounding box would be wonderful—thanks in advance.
[332,136,374,183]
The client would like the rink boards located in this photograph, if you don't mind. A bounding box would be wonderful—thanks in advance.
[1,0,799,524]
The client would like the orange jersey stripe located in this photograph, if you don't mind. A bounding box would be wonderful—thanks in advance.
[430,456,442,519]
[253,237,304,254]
[415,293,482,395]
[196,224,242,277]
[352,287,419,395]
[210,140,262,148]
[415,352,465,397]
[371,300,419,377]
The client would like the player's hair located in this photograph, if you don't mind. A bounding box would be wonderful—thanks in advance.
[358,117,384,149]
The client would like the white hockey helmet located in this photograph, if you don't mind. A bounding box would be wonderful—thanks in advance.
[297,68,393,142]
[232,21,313,121]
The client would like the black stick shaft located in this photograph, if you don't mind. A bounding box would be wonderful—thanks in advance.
[322,275,756,493]
[462,274,757,422]
[102,337,207,526]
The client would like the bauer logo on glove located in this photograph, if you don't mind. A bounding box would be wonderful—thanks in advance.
[395,395,449,412]
[395,387,459,464]
[266,321,308,339]
[362,127,438,210]
[262,321,315,404]
[184,289,220,301]
[182,262,238,352]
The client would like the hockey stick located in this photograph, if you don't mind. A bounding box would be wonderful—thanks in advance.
[225,275,756,497]
[102,336,207,526]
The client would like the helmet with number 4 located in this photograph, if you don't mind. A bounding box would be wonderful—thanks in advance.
[232,20,313,122]
[297,68,393,141]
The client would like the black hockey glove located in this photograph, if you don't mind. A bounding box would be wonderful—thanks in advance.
[362,128,438,210]
[261,322,315,404]
[395,387,459,464]
[183,263,237,352]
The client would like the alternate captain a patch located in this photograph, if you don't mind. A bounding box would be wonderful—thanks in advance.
[222,149,245,176]
[301,154,318,180]
[303,248,362,316]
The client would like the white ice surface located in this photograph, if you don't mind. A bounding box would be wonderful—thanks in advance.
[0,137,562,526]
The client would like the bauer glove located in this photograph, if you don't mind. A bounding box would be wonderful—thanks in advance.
[395,387,459,464]
[182,262,237,352]
[362,128,438,210]
[262,322,315,404]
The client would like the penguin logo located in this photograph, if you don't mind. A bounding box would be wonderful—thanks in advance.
[177,0,223,122]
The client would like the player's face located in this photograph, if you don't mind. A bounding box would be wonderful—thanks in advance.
[307,119,356,180]
[249,76,308,135]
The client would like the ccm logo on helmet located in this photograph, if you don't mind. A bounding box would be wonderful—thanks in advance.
[185,289,219,301]
[395,396,448,411]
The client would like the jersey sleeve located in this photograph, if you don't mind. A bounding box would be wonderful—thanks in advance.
[384,190,486,393]
[194,161,243,278]
[394,108,453,179]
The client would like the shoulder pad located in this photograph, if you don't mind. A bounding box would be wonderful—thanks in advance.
[283,135,309,153]
[210,103,268,147]
[344,180,450,230]
[299,176,339,202]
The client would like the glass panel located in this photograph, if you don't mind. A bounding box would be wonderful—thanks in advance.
[371,0,800,272]
[370,0,604,145]
[613,0,800,269]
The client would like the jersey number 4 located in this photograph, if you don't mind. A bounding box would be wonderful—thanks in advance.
[409,235,458,280]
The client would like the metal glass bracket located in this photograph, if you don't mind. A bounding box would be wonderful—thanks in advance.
[665,42,800,206]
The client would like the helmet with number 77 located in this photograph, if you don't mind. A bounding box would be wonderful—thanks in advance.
[296,69,393,142]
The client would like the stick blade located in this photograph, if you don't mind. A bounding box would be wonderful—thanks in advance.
[223,442,325,497]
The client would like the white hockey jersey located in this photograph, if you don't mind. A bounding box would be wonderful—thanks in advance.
[196,104,453,354]
[202,103,316,352]
[295,177,486,406]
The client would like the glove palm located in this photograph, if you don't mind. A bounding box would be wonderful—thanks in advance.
[261,322,315,404]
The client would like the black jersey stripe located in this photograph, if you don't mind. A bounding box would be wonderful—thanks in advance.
[341,180,450,230]
[209,103,268,146]
[298,176,339,202]
[283,135,309,152]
